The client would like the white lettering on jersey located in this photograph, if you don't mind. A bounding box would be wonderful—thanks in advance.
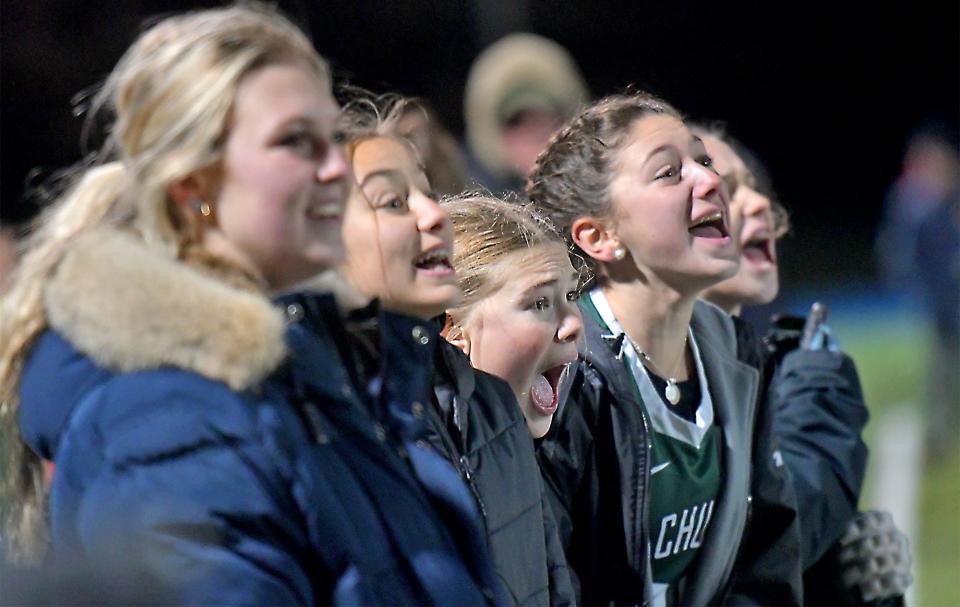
[654,513,677,558]
[653,499,715,560]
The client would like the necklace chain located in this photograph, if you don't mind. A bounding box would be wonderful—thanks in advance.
[621,333,687,405]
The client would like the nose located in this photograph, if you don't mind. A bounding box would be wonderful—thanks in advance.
[740,186,773,218]
[416,193,449,233]
[691,161,724,203]
[556,304,583,344]
[316,144,350,184]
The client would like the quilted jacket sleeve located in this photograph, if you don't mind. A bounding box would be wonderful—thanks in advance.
[50,371,315,606]
[772,348,869,567]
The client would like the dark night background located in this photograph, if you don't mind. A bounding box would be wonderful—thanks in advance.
[2,1,958,297]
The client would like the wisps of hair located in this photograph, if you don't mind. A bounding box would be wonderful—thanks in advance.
[443,191,588,329]
[336,88,424,153]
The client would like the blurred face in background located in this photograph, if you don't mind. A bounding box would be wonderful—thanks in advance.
[340,136,462,318]
[699,134,779,314]
[500,107,566,179]
[450,244,582,438]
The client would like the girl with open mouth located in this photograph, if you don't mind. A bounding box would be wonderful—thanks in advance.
[697,129,910,606]
[442,194,584,440]
[337,96,575,606]
[527,92,803,607]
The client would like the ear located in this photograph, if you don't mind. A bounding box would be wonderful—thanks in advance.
[571,216,621,263]
[441,313,471,356]
[167,172,211,211]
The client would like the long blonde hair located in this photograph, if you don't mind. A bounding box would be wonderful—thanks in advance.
[0,2,328,564]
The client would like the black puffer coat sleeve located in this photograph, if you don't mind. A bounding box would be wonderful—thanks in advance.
[771,348,869,567]
[727,318,804,606]
[537,363,597,603]
[541,477,576,607]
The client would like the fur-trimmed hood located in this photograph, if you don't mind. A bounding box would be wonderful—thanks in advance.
[37,227,369,389]
[19,227,367,460]
[43,228,288,390]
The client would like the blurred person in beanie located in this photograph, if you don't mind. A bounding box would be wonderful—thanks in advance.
[464,33,589,195]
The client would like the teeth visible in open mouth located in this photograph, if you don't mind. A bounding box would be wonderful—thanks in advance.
[414,249,452,269]
[690,211,723,229]
[688,210,728,238]
[307,202,341,219]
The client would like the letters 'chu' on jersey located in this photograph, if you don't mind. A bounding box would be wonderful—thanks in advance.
[584,290,724,606]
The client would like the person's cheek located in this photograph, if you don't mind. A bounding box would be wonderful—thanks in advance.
[477,315,526,388]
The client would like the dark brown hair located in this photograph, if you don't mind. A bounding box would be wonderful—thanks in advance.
[525,92,681,279]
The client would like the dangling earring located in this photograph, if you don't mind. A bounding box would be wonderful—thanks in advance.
[613,246,626,261]
[191,198,212,218]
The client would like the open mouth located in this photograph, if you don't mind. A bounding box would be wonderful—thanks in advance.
[530,363,569,416]
[413,247,454,275]
[305,201,342,221]
[742,233,776,265]
[688,210,730,239]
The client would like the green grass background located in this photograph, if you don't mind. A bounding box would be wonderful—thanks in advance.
[835,315,960,607]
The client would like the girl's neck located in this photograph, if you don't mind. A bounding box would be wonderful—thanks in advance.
[602,279,696,381]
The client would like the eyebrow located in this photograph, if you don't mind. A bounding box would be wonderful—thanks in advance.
[643,144,674,164]
[519,277,558,297]
[521,271,580,295]
[359,168,404,187]
[641,134,707,166]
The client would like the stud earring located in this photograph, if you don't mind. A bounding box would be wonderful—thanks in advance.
[191,199,212,217]
[613,246,626,261]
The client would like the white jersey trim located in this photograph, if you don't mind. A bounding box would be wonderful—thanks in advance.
[588,288,714,449]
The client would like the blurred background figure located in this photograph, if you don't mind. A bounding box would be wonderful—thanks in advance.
[875,122,959,291]
[463,33,589,194]
[875,122,960,459]
[913,189,959,460]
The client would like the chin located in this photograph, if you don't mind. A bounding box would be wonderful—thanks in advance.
[526,416,553,439]
[739,274,779,305]
[432,284,464,310]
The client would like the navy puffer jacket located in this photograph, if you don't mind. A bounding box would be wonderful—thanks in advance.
[17,228,504,606]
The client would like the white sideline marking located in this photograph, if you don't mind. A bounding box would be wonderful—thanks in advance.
[871,405,922,605]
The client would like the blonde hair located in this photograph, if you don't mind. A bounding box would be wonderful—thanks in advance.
[443,193,574,330]
[0,2,328,564]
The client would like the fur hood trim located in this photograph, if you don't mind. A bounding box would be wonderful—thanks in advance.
[45,229,287,391]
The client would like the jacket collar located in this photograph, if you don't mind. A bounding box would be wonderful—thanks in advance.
[44,228,286,391]
[575,297,761,603]
[677,300,760,606]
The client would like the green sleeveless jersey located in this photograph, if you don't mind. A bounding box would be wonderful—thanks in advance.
[583,290,723,606]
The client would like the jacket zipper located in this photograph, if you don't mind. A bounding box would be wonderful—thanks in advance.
[638,401,653,607]
[451,393,489,525]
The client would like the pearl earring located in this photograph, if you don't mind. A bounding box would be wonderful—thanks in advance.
[614,247,626,261]
[191,199,212,217]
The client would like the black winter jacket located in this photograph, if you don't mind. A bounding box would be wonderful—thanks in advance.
[426,340,577,607]
[736,316,870,606]
[539,300,802,606]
